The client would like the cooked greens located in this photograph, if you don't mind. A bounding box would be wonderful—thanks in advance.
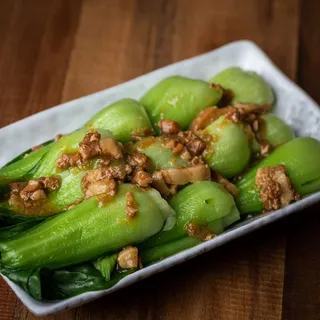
[1,67,319,301]
[141,76,223,131]
[210,67,274,105]
[236,137,320,214]
[86,98,154,142]
[202,115,251,178]
[0,185,174,269]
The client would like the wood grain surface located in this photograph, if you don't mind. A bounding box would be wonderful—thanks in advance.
[0,0,319,319]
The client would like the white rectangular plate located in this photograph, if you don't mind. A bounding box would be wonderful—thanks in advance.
[1,40,320,317]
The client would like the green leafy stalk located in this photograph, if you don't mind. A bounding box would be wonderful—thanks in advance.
[141,236,201,266]
[0,145,51,183]
[236,137,320,214]
[92,253,118,281]
[41,264,135,300]
[0,205,45,227]
[3,140,54,168]
[210,67,274,105]
[32,129,111,178]
[261,113,295,147]
[141,204,240,265]
[0,264,41,300]
[141,76,223,131]
[86,98,154,143]
[135,136,189,170]
[1,259,134,301]
[6,129,114,216]
[142,181,240,249]
[0,184,174,269]
[0,220,43,241]
[202,115,251,178]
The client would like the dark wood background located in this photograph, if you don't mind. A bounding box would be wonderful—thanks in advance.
[0,0,319,319]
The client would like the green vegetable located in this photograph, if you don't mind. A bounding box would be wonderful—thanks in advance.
[0,264,41,300]
[202,115,251,178]
[41,264,107,300]
[7,128,114,216]
[3,139,54,168]
[261,113,295,147]
[135,136,189,170]
[141,76,223,131]
[0,220,42,240]
[0,184,175,269]
[41,264,134,300]
[0,205,45,227]
[42,264,108,300]
[45,170,85,213]
[92,253,118,281]
[32,128,111,178]
[0,145,51,183]
[236,137,320,214]
[1,256,131,301]
[0,183,10,199]
[0,65,313,302]
[141,236,201,265]
[33,128,113,212]
[142,181,240,248]
[86,98,154,143]
[207,204,241,234]
[211,67,274,105]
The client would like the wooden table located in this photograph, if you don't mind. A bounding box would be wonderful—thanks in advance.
[0,1,319,319]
